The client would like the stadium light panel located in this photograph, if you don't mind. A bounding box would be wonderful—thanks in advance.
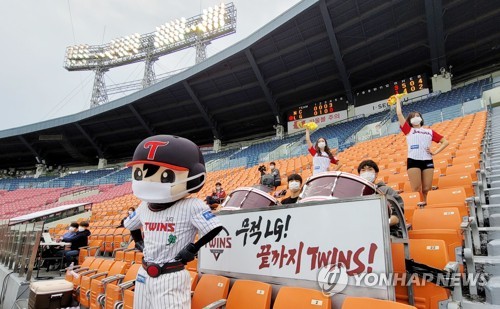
[64,1,236,109]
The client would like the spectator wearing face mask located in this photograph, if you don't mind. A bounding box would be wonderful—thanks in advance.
[118,207,136,227]
[56,221,91,266]
[59,222,80,242]
[269,162,281,187]
[206,182,227,208]
[357,160,404,230]
[281,174,303,204]
[396,97,448,202]
[305,128,339,175]
[117,207,145,251]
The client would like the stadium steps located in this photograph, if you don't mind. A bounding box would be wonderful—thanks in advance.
[477,107,500,305]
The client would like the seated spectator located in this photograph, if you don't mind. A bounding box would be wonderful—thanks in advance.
[357,160,404,234]
[206,182,226,209]
[57,221,91,266]
[59,222,79,242]
[39,223,79,270]
[281,174,303,204]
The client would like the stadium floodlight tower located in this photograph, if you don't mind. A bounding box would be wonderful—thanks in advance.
[63,2,237,108]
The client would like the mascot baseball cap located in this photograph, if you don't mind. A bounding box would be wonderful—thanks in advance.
[126,135,204,171]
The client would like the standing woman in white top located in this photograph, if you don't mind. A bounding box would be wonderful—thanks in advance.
[305,128,339,175]
[396,97,449,202]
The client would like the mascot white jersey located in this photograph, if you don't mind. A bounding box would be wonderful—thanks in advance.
[124,135,222,309]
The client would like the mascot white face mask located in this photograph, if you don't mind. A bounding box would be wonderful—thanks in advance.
[132,167,205,203]
[126,135,207,206]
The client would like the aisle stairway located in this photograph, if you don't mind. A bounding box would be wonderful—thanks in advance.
[480,107,500,305]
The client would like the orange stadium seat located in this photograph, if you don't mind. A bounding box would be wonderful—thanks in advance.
[79,240,103,265]
[409,207,463,264]
[64,257,96,286]
[427,187,468,218]
[342,297,417,309]
[445,163,479,181]
[70,258,106,301]
[388,174,409,190]
[455,147,481,158]
[452,154,481,164]
[113,241,135,261]
[437,174,475,198]
[189,271,199,292]
[89,228,102,241]
[134,252,144,265]
[411,207,462,231]
[399,192,422,223]
[224,280,272,309]
[78,259,115,306]
[432,159,450,174]
[186,258,198,272]
[104,228,118,254]
[98,228,112,253]
[191,274,230,309]
[101,264,141,309]
[88,261,128,309]
[123,288,134,309]
[392,239,451,309]
[274,286,331,309]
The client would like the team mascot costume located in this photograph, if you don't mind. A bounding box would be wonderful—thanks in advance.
[124,135,223,309]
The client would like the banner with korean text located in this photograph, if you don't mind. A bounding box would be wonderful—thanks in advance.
[287,110,348,134]
[199,197,394,300]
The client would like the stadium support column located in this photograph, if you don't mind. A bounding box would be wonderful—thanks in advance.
[142,56,157,88]
[195,40,210,64]
[35,164,47,178]
[424,0,447,76]
[319,0,354,106]
[425,0,451,94]
[18,135,43,166]
[275,125,284,140]
[183,81,221,139]
[347,104,356,118]
[90,67,108,108]
[213,139,221,153]
[245,49,283,125]
[143,36,157,88]
[98,158,107,169]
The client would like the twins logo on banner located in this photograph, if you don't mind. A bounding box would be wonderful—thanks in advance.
[206,227,232,261]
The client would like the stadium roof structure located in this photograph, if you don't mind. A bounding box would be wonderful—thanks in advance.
[1,0,500,169]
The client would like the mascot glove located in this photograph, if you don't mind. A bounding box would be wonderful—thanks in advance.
[135,240,145,252]
[174,243,197,264]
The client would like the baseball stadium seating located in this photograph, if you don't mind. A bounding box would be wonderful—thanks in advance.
[41,107,486,308]
[0,77,494,308]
